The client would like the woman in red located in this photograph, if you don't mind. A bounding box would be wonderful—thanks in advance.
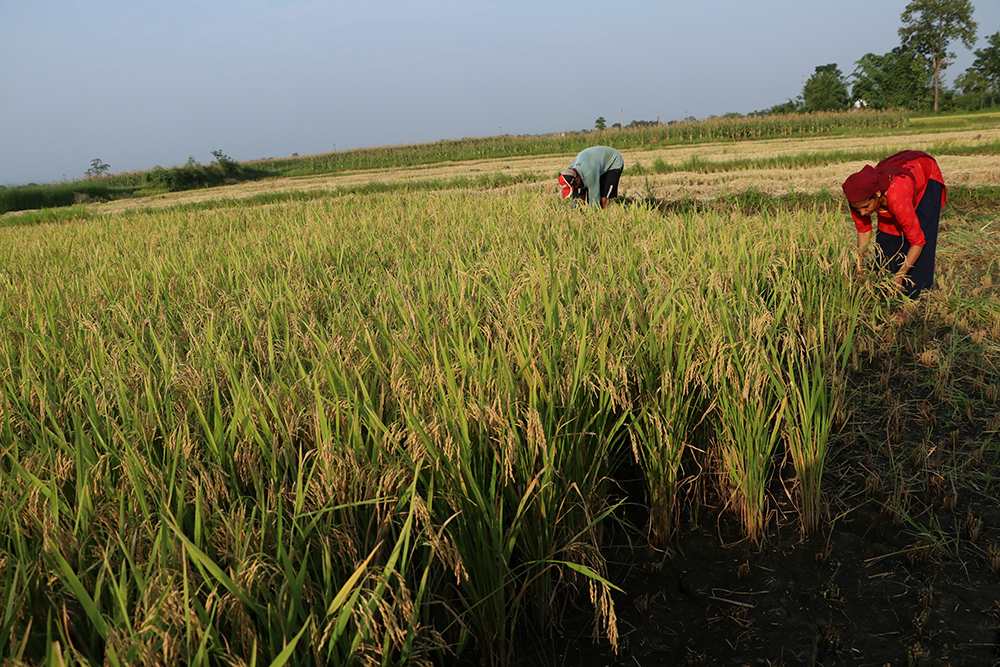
[842,151,946,299]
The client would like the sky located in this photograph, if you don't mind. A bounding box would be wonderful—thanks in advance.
[1,0,998,185]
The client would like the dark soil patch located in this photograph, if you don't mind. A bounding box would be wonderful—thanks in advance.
[530,322,1000,667]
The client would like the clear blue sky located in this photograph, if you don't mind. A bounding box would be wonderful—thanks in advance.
[2,0,998,185]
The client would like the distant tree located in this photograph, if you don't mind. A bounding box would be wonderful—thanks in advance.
[595,116,607,131]
[211,149,238,175]
[86,158,110,177]
[851,46,931,110]
[767,98,804,114]
[970,31,1000,107]
[898,0,978,112]
[802,64,850,112]
[953,67,989,109]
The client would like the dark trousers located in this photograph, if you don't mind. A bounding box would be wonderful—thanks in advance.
[600,168,623,200]
[875,179,943,299]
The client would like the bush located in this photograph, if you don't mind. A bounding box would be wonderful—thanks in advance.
[147,161,230,191]
[211,150,240,176]
[0,182,115,214]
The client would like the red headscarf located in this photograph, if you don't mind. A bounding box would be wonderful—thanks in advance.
[558,169,579,198]
[841,150,933,203]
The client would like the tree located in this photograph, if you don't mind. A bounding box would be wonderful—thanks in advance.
[898,0,977,112]
[970,31,1000,107]
[85,158,110,178]
[767,98,803,114]
[211,149,238,176]
[953,67,988,109]
[594,117,606,131]
[851,46,931,110]
[802,64,849,112]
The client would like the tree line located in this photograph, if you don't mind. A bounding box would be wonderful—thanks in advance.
[598,0,996,130]
[773,0,998,114]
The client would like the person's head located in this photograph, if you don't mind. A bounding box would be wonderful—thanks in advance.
[849,194,883,217]
[558,168,581,198]
[842,164,889,213]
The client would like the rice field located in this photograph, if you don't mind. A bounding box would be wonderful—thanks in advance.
[1,126,999,666]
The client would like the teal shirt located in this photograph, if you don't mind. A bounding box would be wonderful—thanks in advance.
[569,146,624,207]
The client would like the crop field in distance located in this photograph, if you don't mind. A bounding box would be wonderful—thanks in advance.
[1,111,999,666]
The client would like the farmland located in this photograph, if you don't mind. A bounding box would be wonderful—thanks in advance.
[2,115,1000,666]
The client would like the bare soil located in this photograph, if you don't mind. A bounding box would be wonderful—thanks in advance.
[539,320,1000,667]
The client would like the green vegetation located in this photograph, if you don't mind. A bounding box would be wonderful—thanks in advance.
[851,45,930,110]
[85,159,110,178]
[905,108,1000,127]
[259,109,912,175]
[898,0,978,113]
[0,181,137,215]
[966,31,1000,108]
[802,64,850,112]
[781,0,992,114]
[0,205,93,229]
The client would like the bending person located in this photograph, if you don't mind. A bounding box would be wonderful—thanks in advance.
[558,146,624,209]
[842,150,946,299]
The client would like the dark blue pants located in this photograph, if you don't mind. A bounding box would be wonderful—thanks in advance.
[875,179,943,299]
[600,168,623,200]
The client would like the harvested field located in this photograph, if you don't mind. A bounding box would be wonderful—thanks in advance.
[80,127,1000,216]
[618,155,1000,201]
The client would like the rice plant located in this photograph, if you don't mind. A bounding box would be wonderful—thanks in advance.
[629,292,706,548]
[0,185,876,663]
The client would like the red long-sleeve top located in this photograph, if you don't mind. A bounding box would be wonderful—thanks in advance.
[850,156,947,248]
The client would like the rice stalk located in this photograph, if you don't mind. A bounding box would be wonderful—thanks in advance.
[629,293,706,547]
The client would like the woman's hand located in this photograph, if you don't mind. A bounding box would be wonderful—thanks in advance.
[895,244,923,292]
[855,230,872,285]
